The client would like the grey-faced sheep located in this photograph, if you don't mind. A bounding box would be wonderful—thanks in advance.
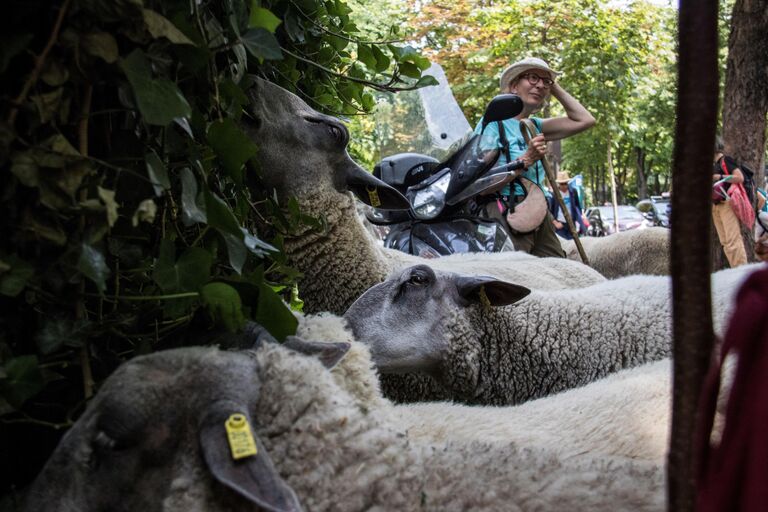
[300,312,671,462]
[559,227,670,278]
[244,77,606,317]
[25,343,665,512]
[344,263,757,405]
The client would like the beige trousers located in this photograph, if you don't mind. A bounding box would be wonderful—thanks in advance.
[712,200,747,267]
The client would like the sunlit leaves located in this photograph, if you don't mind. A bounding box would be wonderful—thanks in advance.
[249,5,282,33]
[255,282,298,341]
[142,8,195,45]
[201,282,246,332]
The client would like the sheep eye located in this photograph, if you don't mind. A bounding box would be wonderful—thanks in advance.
[327,124,344,144]
[93,430,117,451]
[409,272,429,285]
[241,109,262,130]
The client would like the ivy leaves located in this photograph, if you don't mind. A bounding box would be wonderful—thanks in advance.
[0,0,436,432]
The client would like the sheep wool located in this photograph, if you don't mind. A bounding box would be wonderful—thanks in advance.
[256,344,667,511]
[298,313,671,464]
[560,227,670,278]
[345,263,759,406]
[26,344,665,512]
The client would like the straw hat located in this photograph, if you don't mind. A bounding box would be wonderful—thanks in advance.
[499,57,560,92]
[555,171,571,184]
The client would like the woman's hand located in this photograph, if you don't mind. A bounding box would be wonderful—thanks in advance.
[521,134,548,167]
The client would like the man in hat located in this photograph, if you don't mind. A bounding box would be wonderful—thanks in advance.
[549,171,586,240]
[474,56,594,256]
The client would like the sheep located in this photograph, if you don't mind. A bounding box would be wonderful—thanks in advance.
[245,77,606,318]
[344,263,758,405]
[559,227,670,278]
[25,342,665,511]
[299,312,671,462]
[247,77,606,404]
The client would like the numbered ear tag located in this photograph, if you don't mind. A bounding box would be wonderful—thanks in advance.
[366,186,381,208]
[225,413,258,460]
[479,285,492,308]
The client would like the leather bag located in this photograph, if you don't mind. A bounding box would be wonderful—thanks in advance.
[505,177,548,234]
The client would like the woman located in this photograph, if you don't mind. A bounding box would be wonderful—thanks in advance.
[549,171,586,239]
[474,57,595,257]
[712,137,748,267]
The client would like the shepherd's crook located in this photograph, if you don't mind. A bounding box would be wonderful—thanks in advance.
[520,119,589,265]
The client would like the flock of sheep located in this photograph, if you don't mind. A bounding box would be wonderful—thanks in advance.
[24,78,761,511]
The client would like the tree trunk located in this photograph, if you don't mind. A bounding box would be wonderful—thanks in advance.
[637,147,649,199]
[722,0,768,189]
[607,136,620,232]
[668,1,719,512]
[718,0,768,265]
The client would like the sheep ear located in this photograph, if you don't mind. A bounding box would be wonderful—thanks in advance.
[346,165,410,210]
[284,337,351,369]
[455,276,531,307]
[243,322,279,350]
[200,405,302,512]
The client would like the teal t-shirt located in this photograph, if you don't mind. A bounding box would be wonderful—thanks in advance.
[473,117,545,197]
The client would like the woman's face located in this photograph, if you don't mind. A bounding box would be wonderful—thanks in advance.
[506,71,552,111]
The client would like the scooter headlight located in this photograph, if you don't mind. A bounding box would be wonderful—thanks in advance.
[411,172,451,220]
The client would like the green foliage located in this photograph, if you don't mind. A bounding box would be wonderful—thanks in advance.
[409,0,680,204]
[0,0,433,493]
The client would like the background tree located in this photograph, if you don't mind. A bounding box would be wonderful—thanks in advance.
[712,0,768,268]
[404,0,679,206]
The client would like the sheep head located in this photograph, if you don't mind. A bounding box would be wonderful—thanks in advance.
[24,346,352,512]
[243,77,407,210]
[343,265,530,396]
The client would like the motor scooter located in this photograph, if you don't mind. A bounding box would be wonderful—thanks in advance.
[365,93,526,258]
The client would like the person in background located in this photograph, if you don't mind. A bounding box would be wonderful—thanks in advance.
[712,136,748,268]
[549,171,586,239]
[474,56,595,257]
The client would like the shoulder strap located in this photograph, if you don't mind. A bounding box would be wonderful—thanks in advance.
[496,120,512,163]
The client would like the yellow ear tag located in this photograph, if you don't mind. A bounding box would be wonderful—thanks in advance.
[366,186,381,208]
[479,285,492,308]
[225,413,258,460]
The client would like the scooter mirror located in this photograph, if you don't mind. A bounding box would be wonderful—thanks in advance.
[481,94,523,131]
[446,172,516,206]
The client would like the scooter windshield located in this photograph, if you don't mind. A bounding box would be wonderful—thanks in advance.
[373,63,472,161]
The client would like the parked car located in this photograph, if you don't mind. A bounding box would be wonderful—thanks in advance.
[636,195,670,228]
[585,205,651,236]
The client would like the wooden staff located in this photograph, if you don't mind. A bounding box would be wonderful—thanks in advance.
[520,119,589,265]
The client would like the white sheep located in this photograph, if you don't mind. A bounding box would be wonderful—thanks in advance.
[25,342,665,512]
[246,77,606,317]
[344,263,757,405]
[559,227,670,278]
[249,77,606,404]
[298,312,669,462]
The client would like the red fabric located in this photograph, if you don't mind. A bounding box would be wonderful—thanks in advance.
[695,266,768,511]
[719,158,755,229]
[730,184,755,229]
